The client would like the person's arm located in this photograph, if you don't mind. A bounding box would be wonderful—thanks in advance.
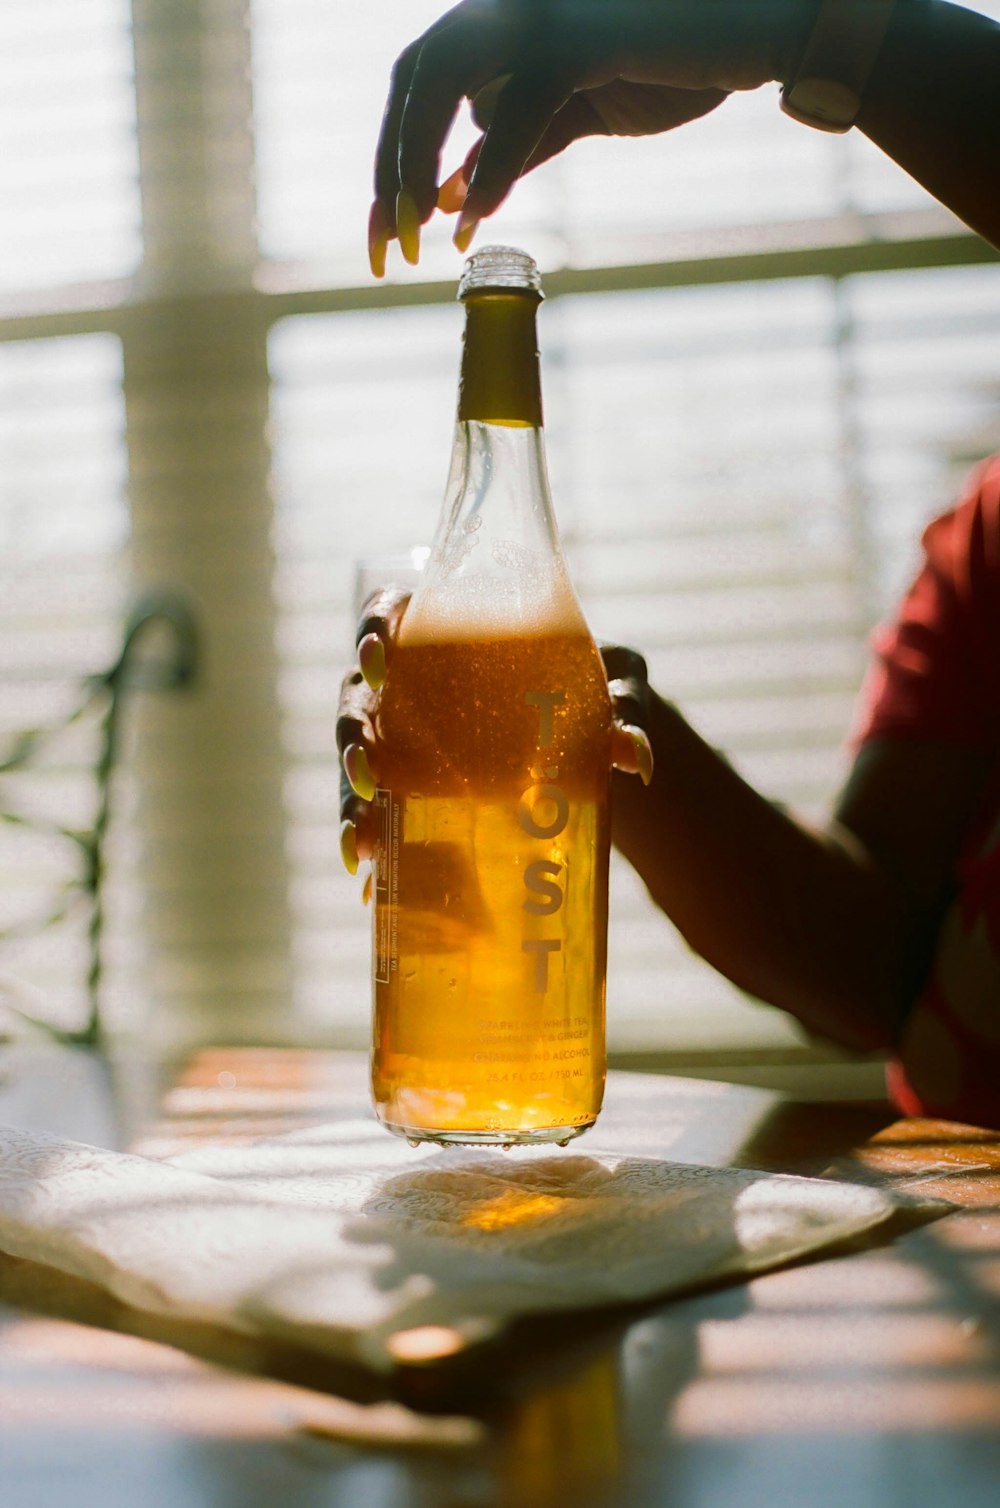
[618,461,1000,1056]
[370,0,1000,274]
[858,0,1000,247]
[610,694,993,1053]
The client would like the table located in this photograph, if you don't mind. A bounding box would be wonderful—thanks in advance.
[0,1045,998,1507]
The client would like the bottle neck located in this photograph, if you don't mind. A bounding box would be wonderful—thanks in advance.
[402,283,587,642]
[457,292,543,429]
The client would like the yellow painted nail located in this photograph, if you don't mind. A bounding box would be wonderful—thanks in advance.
[437,167,468,213]
[627,725,654,786]
[395,190,422,265]
[361,870,373,906]
[453,209,480,254]
[359,632,386,690]
[344,742,376,802]
[367,201,389,279]
[340,819,359,876]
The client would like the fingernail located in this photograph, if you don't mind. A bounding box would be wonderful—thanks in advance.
[395,190,422,265]
[344,742,376,802]
[367,201,390,279]
[359,632,386,690]
[453,208,480,254]
[340,819,359,876]
[361,870,373,906]
[626,725,654,786]
[437,167,468,213]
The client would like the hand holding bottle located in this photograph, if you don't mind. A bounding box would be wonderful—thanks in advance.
[337,585,411,877]
[338,590,653,876]
[369,0,816,272]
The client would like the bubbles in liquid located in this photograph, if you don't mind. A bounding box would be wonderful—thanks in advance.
[403,558,586,649]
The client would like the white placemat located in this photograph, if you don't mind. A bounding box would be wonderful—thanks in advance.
[0,1118,903,1373]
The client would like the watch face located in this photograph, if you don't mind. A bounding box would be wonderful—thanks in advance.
[780,77,860,133]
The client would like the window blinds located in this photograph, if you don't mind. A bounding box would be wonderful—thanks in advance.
[0,0,140,294]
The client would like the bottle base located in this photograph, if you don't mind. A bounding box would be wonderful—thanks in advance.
[380,1119,596,1149]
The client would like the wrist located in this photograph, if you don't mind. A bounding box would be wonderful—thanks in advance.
[775,0,826,84]
[645,690,701,768]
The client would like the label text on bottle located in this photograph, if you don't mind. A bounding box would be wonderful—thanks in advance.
[520,689,567,994]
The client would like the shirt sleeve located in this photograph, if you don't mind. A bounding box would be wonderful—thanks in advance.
[853,456,1000,748]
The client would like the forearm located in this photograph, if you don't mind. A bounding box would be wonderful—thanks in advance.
[857,0,1000,247]
[611,694,919,1051]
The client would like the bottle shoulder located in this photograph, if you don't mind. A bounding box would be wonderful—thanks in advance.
[401,551,594,642]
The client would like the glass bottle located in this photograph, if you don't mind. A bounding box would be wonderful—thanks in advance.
[370,246,611,1145]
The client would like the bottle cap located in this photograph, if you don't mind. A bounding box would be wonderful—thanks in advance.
[458,245,543,299]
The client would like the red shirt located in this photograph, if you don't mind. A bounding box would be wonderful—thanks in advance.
[855,454,1000,1127]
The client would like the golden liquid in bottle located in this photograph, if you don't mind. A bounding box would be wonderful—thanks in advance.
[371,621,611,1143]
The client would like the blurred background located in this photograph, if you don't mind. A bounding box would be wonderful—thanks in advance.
[2,0,1000,1090]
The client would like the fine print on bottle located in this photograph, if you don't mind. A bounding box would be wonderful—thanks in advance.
[370,246,612,1146]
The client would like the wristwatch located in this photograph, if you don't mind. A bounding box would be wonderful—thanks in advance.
[780,0,897,132]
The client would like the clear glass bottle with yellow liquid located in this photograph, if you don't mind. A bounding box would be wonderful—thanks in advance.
[371,246,612,1145]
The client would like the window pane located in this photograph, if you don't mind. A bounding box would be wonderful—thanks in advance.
[251,0,448,275]
[849,263,1000,610]
[0,0,141,294]
[549,276,855,810]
